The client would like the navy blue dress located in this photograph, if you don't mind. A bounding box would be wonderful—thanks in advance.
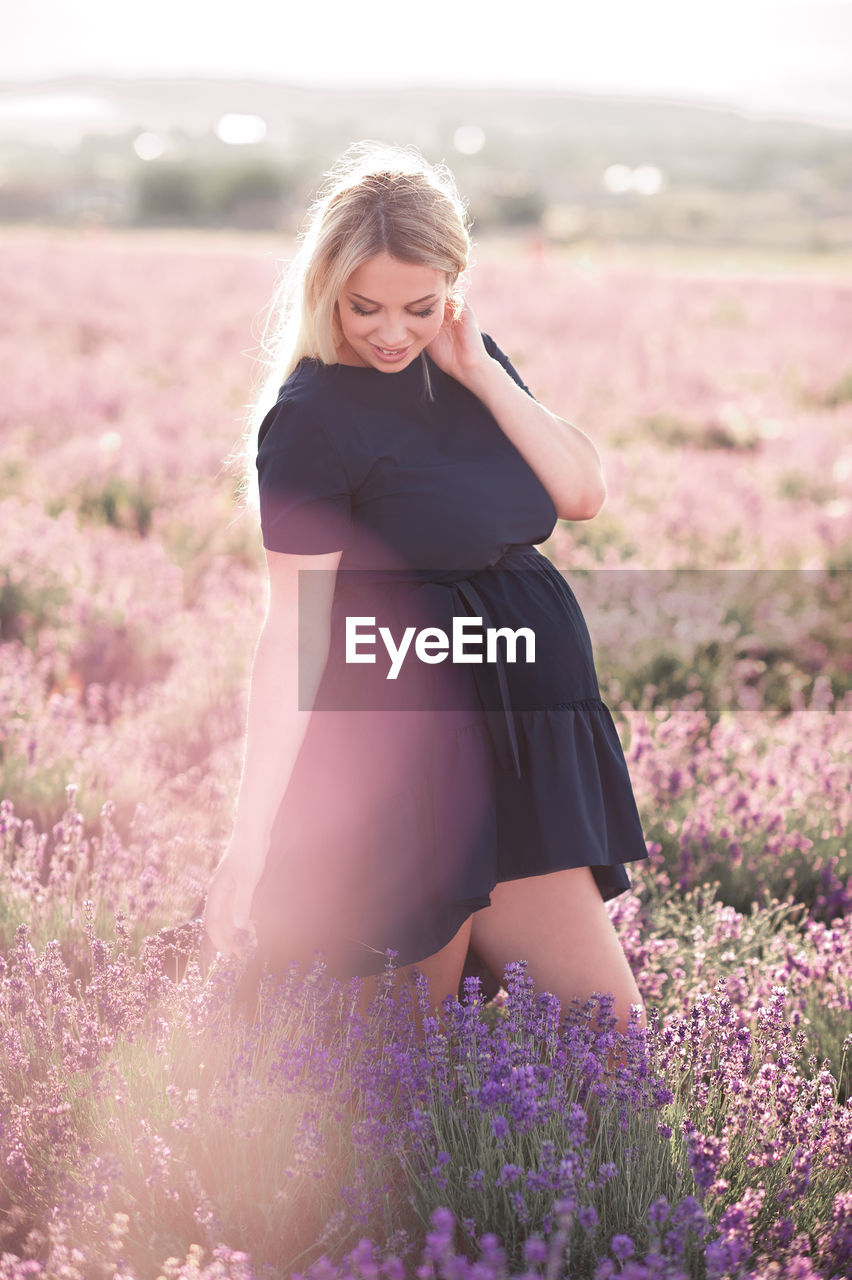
[249,334,649,986]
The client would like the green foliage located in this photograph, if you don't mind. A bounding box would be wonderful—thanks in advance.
[43,958,386,1276]
[776,468,837,504]
[0,753,92,840]
[591,567,852,722]
[394,1034,682,1272]
[77,1021,362,1271]
[800,990,852,1106]
[632,882,851,1105]
[0,453,29,501]
[820,368,852,408]
[0,572,68,644]
[157,501,263,609]
[639,410,761,450]
[637,770,850,922]
[554,511,639,563]
[50,474,158,536]
[134,159,293,229]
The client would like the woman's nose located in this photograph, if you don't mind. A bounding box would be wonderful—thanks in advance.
[377,315,410,344]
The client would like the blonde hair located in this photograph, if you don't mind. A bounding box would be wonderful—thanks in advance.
[234,141,473,504]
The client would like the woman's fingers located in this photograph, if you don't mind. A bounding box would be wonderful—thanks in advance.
[203,862,259,961]
[202,866,238,956]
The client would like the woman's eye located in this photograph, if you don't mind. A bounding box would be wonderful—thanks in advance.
[349,304,436,319]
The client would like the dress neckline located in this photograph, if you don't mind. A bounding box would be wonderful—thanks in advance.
[321,353,425,374]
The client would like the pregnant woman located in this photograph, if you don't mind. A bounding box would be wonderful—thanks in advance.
[202,142,649,1035]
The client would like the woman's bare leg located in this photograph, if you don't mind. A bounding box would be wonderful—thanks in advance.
[354,914,474,1034]
[469,866,646,1036]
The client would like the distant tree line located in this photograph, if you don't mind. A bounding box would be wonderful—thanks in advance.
[1,89,851,250]
[134,158,294,228]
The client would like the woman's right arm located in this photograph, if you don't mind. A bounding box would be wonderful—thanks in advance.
[202,544,342,960]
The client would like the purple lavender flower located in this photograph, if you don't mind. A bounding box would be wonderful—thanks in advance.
[610,1233,635,1261]
[578,1204,599,1232]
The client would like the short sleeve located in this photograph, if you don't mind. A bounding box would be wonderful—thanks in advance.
[256,395,355,554]
[481,332,537,400]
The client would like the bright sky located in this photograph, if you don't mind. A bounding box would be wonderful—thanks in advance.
[3,0,852,123]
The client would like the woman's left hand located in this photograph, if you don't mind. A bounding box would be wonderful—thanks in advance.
[426,299,491,387]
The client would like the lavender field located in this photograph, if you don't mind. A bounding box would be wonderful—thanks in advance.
[0,227,850,1279]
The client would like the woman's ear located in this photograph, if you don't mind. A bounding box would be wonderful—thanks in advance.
[446,291,464,321]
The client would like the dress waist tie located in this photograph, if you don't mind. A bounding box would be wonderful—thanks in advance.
[449,577,522,781]
[336,551,529,782]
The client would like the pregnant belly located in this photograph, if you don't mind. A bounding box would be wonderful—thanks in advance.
[316,545,601,724]
[459,547,602,712]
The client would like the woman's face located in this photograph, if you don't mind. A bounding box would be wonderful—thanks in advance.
[335,251,450,372]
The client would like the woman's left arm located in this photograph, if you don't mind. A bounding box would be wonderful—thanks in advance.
[428,303,606,521]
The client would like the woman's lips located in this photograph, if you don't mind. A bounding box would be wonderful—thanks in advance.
[370,342,412,364]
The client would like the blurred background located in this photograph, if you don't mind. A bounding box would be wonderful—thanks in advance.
[2,0,851,249]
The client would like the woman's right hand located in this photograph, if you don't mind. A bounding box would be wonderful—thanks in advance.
[202,847,265,963]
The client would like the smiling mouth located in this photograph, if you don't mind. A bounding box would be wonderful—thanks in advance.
[371,343,412,360]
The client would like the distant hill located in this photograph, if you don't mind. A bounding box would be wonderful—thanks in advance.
[1,77,850,248]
